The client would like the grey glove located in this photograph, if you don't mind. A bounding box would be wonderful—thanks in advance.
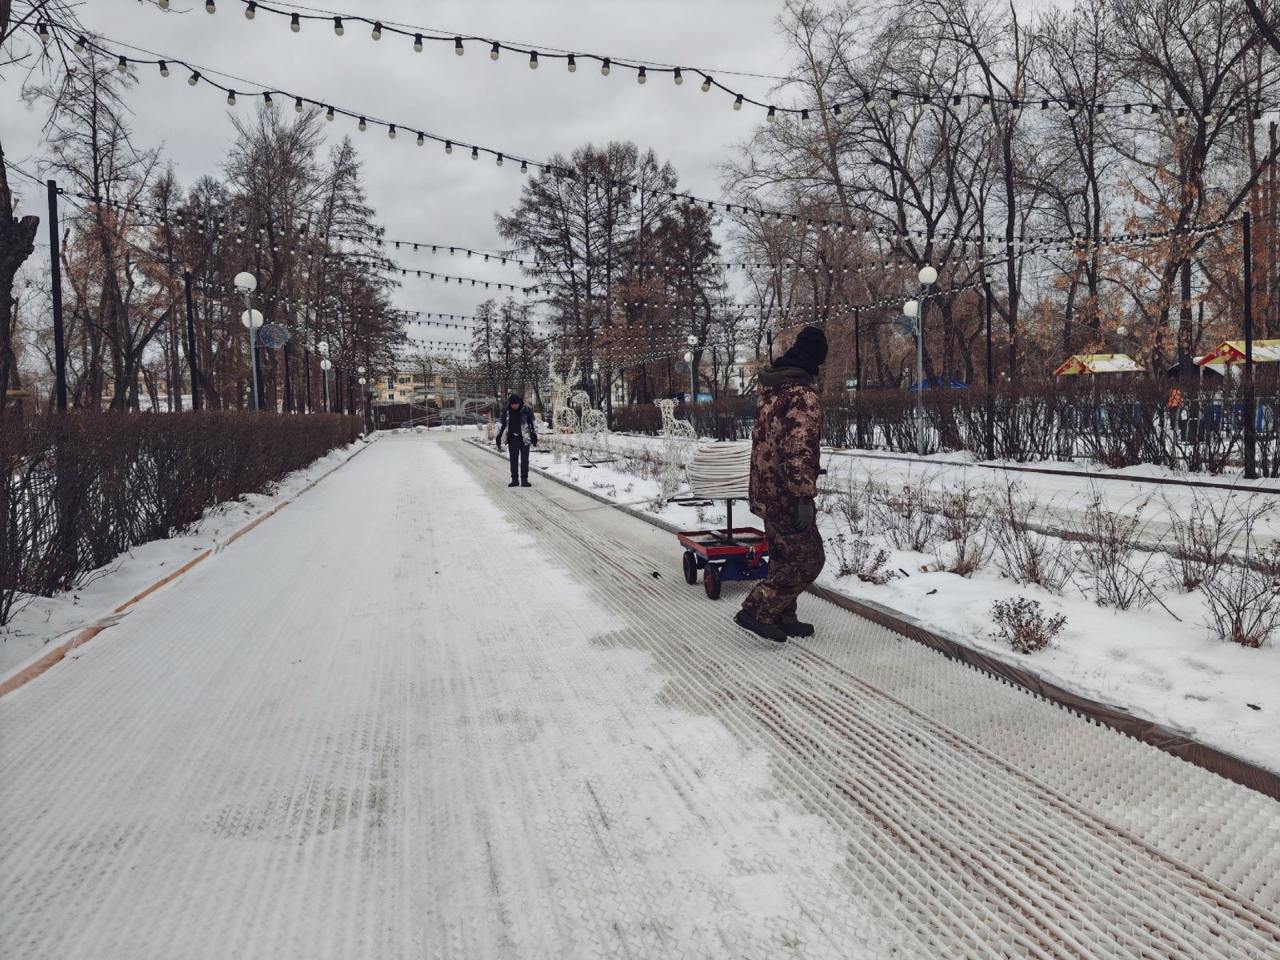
[792,498,816,532]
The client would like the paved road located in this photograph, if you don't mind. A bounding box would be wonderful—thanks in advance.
[2,433,1277,958]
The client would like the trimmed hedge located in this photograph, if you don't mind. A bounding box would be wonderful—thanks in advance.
[609,381,1280,476]
[1,412,362,624]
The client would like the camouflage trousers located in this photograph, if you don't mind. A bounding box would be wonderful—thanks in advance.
[741,519,825,623]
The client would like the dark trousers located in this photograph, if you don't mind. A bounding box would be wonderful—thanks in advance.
[508,441,529,482]
[741,520,825,622]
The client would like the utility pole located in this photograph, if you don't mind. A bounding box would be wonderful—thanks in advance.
[46,180,67,411]
[984,278,994,461]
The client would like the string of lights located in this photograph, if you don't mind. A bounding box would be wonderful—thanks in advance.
[156,0,1276,127]
[49,179,1033,275]
[30,18,1245,252]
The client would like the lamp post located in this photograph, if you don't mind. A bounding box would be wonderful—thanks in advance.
[317,341,330,412]
[686,334,698,403]
[358,371,369,434]
[234,271,261,410]
[908,264,938,456]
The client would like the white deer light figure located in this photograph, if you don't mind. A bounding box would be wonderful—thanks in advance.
[547,357,580,463]
[655,398,696,503]
[570,390,610,462]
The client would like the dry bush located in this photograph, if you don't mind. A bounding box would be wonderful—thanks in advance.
[1184,495,1280,648]
[827,534,894,584]
[989,597,1068,654]
[933,479,991,577]
[873,481,939,554]
[1163,491,1235,591]
[1077,492,1160,609]
[988,480,1075,593]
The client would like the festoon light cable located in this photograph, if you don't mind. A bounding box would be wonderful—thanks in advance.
[684,441,751,500]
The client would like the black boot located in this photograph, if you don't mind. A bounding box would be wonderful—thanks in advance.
[778,615,815,638]
[734,609,787,644]
[508,480,520,487]
[521,479,532,487]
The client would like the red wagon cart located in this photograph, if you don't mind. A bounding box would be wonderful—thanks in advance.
[676,499,769,600]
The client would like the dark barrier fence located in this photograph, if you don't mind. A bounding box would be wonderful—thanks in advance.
[1,412,362,625]
[609,380,1280,475]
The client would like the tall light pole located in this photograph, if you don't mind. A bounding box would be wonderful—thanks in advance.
[686,334,698,403]
[905,264,937,456]
[318,341,331,412]
[234,271,261,411]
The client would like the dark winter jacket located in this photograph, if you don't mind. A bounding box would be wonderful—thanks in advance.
[496,400,537,447]
[748,365,822,524]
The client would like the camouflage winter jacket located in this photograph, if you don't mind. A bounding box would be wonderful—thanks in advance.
[748,365,823,524]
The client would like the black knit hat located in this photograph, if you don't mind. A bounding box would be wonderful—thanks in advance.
[508,394,523,405]
[776,326,828,375]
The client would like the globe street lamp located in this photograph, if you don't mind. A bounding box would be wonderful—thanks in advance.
[358,372,369,433]
[234,271,260,410]
[911,264,938,456]
[686,334,698,403]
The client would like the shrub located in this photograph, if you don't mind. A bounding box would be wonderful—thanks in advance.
[988,480,1075,592]
[989,597,1068,654]
[0,411,361,625]
[873,481,939,554]
[827,534,894,584]
[934,479,990,577]
[1077,492,1160,609]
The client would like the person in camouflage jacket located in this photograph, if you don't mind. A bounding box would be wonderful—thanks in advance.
[736,326,828,643]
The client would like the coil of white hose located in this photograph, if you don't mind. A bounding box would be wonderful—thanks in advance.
[685,441,751,500]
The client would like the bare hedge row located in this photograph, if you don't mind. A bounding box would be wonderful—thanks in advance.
[1,412,362,625]
[610,381,1280,475]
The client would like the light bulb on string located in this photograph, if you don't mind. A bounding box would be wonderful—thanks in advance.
[205,1,215,14]
[75,34,87,52]
[413,33,422,51]
[358,116,367,131]
[371,21,382,40]
[567,53,576,72]
[471,146,479,160]
[188,70,201,86]
[159,0,169,8]
[454,37,464,55]
[159,60,169,77]
[445,140,453,154]
[387,124,396,139]
[325,105,335,121]
[529,50,539,69]
[116,55,128,73]
[520,160,528,174]
[333,16,343,36]
[226,90,237,105]
[601,57,610,76]
[292,13,302,32]
[733,95,743,111]
[416,131,424,146]
[766,106,775,122]
[701,75,712,92]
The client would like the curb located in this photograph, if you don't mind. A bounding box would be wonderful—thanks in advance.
[0,437,378,700]
[465,437,1280,801]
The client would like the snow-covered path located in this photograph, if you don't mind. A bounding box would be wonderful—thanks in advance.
[2,433,1278,959]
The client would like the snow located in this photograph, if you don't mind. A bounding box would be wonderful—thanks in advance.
[524,434,1280,775]
[0,433,891,957]
[0,435,377,684]
[4,431,1277,956]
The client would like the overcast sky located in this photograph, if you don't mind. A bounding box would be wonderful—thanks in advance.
[4,0,794,353]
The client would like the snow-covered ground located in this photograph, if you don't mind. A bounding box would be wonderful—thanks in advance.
[522,433,1280,776]
[0,435,376,683]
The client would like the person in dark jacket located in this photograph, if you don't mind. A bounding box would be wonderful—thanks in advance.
[735,326,828,643]
[496,394,537,487]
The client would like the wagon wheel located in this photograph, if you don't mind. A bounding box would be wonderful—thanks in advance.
[703,564,722,600]
[682,550,699,585]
